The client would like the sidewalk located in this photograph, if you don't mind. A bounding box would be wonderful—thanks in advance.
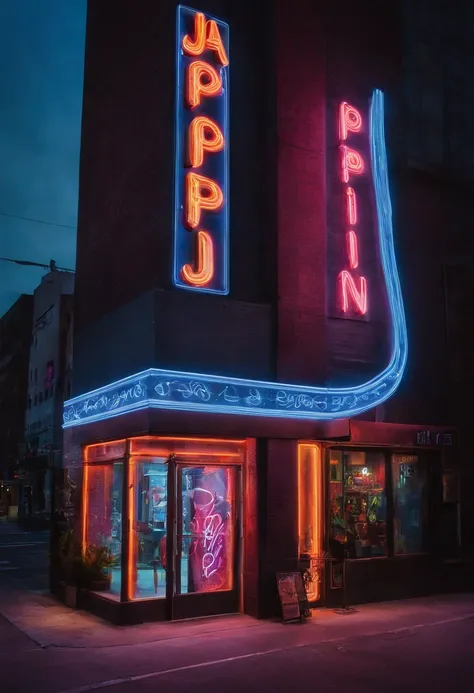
[1,585,473,650]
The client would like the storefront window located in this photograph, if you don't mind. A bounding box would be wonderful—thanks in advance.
[329,450,387,559]
[129,458,168,600]
[178,465,236,594]
[84,462,123,598]
[392,454,427,554]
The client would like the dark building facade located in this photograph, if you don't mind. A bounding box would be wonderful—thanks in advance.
[60,0,471,623]
[20,270,74,528]
[0,295,33,519]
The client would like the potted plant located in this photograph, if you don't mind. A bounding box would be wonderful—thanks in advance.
[77,544,116,591]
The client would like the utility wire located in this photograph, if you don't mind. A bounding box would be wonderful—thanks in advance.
[0,210,76,230]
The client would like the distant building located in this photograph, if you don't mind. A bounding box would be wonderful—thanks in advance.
[0,294,33,519]
[19,270,74,527]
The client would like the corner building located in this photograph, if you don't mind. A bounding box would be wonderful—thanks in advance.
[62,0,465,623]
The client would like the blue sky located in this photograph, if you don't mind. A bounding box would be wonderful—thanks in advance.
[0,0,86,318]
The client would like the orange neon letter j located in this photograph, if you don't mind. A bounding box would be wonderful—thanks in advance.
[185,172,223,229]
[182,12,229,66]
[181,230,214,287]
[188,116,224,168]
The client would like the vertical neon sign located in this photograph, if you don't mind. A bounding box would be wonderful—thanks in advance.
[337,102,368,315]
[174,6,230,294]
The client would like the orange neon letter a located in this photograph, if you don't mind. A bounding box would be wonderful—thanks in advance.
[181,230,214,287]
[189,116,224,168]
[185,172,223,229]
[186,61,222,108]
[183,12,229,66]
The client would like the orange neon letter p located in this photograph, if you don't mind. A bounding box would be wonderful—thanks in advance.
[181,230,214,287]
[189,116,224,168]
[183,12,229,67]
[185,172,223,229]
[340,146,364,183]
[186,60,222,108]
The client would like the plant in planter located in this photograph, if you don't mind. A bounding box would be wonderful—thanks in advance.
[77,544,117,591]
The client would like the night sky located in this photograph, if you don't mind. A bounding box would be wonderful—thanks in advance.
[0,0,86,318]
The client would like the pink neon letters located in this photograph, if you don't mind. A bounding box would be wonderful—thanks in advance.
[337,102,368,315]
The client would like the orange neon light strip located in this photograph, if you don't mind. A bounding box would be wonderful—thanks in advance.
[185,172,223,229]
[82,463,89,553]
[346,186,357,225]
[128,458,136,601]
[188,116,224,168]
[340,145,364,183]
[181,230,214,286]
[297,443,322,601]
[339,102,362,141]
[346,230,359,269]
[186,60,222,108]
[132,436,246,444]
[339,270,368,314]
[182,12,229,67]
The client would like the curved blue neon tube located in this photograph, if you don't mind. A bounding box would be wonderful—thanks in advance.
[63,90,408,428]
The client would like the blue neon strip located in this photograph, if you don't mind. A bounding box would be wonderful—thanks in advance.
[64,90,407,428]
[173,5,230,295]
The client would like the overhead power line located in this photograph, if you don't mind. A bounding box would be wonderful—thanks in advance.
[0,257,74,272]
[0,210,76,230]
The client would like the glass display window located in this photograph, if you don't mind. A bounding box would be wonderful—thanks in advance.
[329,449,387,560]
[83,461,123,599]
[392,454,428,554]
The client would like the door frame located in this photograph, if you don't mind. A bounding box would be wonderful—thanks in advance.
[166,455,243,621]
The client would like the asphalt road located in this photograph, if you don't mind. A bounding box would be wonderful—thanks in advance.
[0,525,49,590]
[1,525,473,693]
[0,607,472,693]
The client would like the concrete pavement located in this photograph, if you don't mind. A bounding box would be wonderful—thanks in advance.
[2,523,474,692]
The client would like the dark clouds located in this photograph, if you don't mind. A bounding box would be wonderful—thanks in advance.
[0,0,86,317]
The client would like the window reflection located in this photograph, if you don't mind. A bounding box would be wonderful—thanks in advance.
[85,463,123,599]
[392,455,427,554]
[129,458,168,600]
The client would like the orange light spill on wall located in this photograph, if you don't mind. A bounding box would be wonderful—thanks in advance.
[185,172,223,229]
[340,145,364,183]
[127,458,136,601]
[346,186,357,225]
[186,60,222,108]
[181,230,214,287]
[346,230,359,269]
[182,12,229,67]
[339,270,368,314]
[188,116,224,168]
[133,436,246,444]
[82,462,89,553]
[298,443,322,601]
[339,101,362,141]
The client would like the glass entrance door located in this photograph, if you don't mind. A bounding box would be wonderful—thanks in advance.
[171,462,241,620]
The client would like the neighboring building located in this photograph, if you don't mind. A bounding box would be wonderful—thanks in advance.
[20,269,74,527]
[0,295,33,519]
[59,0,471,624]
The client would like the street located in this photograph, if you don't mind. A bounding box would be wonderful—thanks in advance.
[0,523,49,591]
[0,523,474,693]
